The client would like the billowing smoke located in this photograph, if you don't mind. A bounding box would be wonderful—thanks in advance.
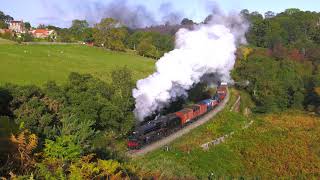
[85,0,156,28]
[39,0,184,28]
[159,3,184,25]
[81,0,183,28]
[133,12,248,121]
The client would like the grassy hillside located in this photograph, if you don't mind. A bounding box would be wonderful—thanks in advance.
[131,90,320,178]
[0,38,16,45]
[0,44,154,85]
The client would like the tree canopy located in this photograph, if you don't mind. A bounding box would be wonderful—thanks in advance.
[0,11,13,28]
[93,18,128,51]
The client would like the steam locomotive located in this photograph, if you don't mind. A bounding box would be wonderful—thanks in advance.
[128,83,228,150]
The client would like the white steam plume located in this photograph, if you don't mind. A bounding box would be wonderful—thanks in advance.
[133,12,248,121]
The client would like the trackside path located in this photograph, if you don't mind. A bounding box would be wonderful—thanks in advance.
[127,89,230,158]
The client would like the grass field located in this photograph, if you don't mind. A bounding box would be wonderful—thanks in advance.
[0,38,16,45]
[0,44,154,85]
[131,90,320,178]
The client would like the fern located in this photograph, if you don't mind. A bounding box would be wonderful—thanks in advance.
[10,130,38,174]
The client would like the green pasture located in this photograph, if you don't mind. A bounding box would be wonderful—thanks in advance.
[0,44,154,85]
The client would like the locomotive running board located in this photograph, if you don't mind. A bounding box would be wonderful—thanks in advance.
[127,88,230,158]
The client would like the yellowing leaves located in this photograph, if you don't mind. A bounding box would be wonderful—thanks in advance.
[265,113,318,129]
[239,46,253,60]
[314,87,320,96]
[98,159,123,179]
[10,130,38,173]
[240,112,320,177]
[67,154,126,180]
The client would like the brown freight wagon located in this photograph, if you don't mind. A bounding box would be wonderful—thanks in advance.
[187,104,207,118]
[175,108,194,125]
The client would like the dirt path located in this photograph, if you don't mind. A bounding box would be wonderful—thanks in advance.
[230,96,241,112]
[128,89,230,158]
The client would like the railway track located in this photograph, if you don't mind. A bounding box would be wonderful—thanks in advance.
[127,89,230,158]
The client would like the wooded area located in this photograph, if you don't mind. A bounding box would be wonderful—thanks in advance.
[1,8,320,179]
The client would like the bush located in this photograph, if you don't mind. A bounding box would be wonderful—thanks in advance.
[233,55,308,112]
[0,67,135,158]
[44,135,82,160]
[137,39,160,59]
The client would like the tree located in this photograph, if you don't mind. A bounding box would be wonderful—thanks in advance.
[20,33,34,42]
[7,84,62,139]
[56,28,72,42]
[83,27,94,43]
[70,20,89,31]
[137,38,159,58]
[265,20,284,48]
[2,67,136,164]
[37,24,46,29]
[240,9,250,19]
[246,19,268,47]
[69,19,89,41]
[59,116,96,151]
[233,55,307,112]
[0,20,7,29]
[288,48,304,61]
[0,87,12,116]
[239,46,253,60]
[46,25,61,31]
[0,11,5,21]
[93,18,128,51]
[24,22,31,31]
[204,15,213,24]
[284,8,301,15]
[265,11,275,19]
[4,15,13,24]
[311,27,320,44]
[127,31,174,57]
[272,43,288,60]
[181,18,194,25]
[0,11,13,28]
[250,11,264,21]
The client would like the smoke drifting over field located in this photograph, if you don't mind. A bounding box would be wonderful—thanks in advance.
[40,0,184,28]
[80,0,183,28]
[84,0,156,28]
[133,12,248,121]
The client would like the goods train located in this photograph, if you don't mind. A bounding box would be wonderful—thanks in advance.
[128,83,228,150]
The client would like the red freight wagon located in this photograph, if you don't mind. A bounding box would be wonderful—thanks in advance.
[198,104,207,116]
[187,104,208,118]
[187,105,201,117]
[175,108,194,125]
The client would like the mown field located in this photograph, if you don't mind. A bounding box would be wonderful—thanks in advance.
[0,38,16,45]
[0,44,154,85]
[131,90,320,179]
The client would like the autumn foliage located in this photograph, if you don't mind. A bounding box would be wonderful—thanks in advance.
[10,130,38,174]
[314,87,320,96]
[235,112,320,178]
